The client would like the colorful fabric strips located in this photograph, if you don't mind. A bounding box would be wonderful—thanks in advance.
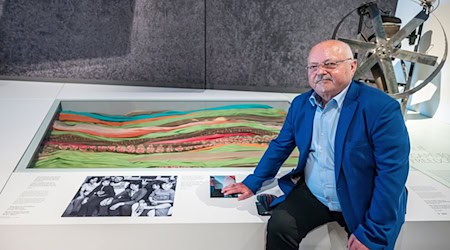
[32,104,299,168]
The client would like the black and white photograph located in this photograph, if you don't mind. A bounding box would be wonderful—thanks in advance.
[210,175,238,198]
[62,175,177,217]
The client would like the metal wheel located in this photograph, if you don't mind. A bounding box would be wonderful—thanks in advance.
[332,1,447,103]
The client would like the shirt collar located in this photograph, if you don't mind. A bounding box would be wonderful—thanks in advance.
[309,81,352,109]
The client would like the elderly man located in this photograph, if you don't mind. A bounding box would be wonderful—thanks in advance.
[223,40,410,250]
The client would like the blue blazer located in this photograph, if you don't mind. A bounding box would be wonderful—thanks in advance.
[243,81,410,249]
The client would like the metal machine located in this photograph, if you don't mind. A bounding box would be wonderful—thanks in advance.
[332,0,447,114]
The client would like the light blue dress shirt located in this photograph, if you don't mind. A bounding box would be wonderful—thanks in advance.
[304,83,351,212]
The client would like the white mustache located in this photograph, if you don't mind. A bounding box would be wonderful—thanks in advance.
[314,75,333,84]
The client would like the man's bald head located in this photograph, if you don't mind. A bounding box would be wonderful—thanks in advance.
[308,40,354,62]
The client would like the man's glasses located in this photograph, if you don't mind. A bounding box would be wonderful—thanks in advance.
[305,58,353,71]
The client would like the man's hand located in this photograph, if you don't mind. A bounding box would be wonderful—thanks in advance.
[221,182,254,201]
[348,234,369,250]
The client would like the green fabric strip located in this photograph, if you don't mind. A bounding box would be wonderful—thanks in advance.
[51,122,280,141]
[62,108,286,128]
[34,150,298,168]
[61,104,276,122]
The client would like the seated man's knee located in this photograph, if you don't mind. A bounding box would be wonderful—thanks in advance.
[267,210,303,243]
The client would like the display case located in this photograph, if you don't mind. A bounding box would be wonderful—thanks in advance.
[15,99,298,172]
[2,81,450,250]
[2,98,322,250]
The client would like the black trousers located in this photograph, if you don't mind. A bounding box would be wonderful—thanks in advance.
[266,181,350,250]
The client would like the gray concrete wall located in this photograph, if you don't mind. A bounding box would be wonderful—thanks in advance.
[0,0,397,93]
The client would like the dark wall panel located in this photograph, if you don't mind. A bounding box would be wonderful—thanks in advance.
[0,0,398,92]
[0,0,205,88]
[206,0,398,93]
[0,0,134,64]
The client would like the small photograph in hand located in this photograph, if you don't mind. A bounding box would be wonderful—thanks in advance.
[255,194,277,216]
[210,175,238,198]
[256,200,272,216]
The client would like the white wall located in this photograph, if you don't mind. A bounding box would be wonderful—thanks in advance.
[396,0,450,124]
